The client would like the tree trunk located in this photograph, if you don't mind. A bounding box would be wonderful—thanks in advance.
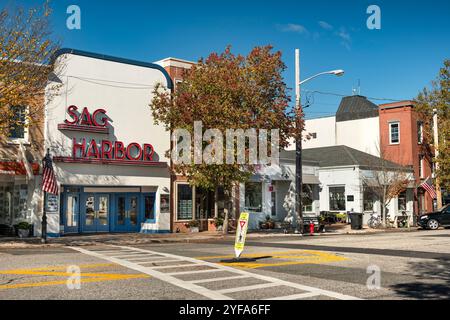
[222,187,232,235]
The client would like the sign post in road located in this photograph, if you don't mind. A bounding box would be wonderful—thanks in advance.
[221,212,256,263]
[234,212,249,258]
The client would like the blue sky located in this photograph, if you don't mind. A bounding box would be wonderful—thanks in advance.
[2,0,450,118]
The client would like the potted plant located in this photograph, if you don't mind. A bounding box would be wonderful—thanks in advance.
[265,216,275,229]
[259,221,268,230]
[15,222,31,238]
[213,217,224,231]
[186,220,200,233]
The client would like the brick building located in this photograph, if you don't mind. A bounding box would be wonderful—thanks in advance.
[379,101,435,214]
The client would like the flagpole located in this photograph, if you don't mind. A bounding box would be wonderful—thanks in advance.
[42,191,47,244]
[41,149,50,244]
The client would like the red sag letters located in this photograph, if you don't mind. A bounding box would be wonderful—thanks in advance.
[64,106,155,163]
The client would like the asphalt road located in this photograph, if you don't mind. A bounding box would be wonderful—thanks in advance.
[1,229,449,300]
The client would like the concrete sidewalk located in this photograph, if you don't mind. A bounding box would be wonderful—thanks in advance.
[0,225,419,249]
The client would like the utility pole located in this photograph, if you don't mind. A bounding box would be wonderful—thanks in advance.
[295,49,304,234]
[433,109,443,209]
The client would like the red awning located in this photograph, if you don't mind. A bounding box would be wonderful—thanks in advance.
[0,161,40,176]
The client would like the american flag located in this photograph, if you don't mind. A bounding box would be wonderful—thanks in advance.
[420,176,437,199]
[42,152,59,195]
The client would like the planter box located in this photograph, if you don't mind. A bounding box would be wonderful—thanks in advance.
[18,229,30,238]
[190,227,199,233]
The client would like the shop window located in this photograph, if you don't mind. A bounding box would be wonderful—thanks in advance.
[363,188,375,212]
[144,195,155,221]
[398,191,407,211]
[389,122,400,144]
[245,182,262,212]
[329,186,345,211]
[0,184,13,225]
[9,106,29,142]
[177,184,193,220]
[417,121,424,144]
[419,155,425,179]
[66,195,79,227]
[302,185,313,212]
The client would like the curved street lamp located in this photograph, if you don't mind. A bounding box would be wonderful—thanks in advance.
[295,49,344,234]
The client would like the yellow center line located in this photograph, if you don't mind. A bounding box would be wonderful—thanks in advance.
[0,274,150,290]
[0,263,116,274]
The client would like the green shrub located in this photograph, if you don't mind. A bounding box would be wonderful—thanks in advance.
[15,222,31,230]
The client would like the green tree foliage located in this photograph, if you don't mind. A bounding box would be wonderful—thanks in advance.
[0,1,60,138]
[416,60,450,190]
[150,46,299,230]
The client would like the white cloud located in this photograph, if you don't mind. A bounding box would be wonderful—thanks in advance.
[318,21,333,30]
[337,27,351,42]
[278,23,309,35]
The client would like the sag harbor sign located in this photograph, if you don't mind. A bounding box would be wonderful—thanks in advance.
[55,106,162,166]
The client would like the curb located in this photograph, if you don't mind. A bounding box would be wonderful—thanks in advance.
[0,228,422,249]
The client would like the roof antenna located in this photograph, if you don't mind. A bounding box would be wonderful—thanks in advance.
[358,79,361,95]
[352,86,357,95]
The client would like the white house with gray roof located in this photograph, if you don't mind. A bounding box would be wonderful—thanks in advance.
[242,145,415,230]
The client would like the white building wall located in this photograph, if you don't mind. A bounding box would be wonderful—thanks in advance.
[336,117,380,156]
[317,167,363,213]
[43,52,172,235]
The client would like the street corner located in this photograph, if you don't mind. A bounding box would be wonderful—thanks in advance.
[195,249,349,269]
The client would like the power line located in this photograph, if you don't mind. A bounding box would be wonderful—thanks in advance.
[302,89,406,102]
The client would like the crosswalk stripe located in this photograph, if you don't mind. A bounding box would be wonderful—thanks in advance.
[166,268,223,276]
[189,275,250,284]
[217,283,280,294]
[72,245,362,301]
[150,263,200,270]
[266,292,321,300]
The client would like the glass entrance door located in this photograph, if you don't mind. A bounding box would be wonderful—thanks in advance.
[64,193,80,233]
[82,194,110,233]
[114,194,140,232]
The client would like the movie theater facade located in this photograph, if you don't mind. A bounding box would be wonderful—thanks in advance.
[42,49,173,236]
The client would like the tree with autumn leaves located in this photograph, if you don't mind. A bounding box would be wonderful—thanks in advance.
[150,46,300,233]
[415,60,450,198]
[0,1,60,139]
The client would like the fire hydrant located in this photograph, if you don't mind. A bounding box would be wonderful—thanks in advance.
[309,222,315,235]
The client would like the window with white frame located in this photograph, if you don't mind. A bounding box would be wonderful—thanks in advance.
[389,122,400,144]
[417,121,424,144]
[245,182,262,212]
[363,188,376,212]
[177,184,193,220]
[419,155,424,179]
[398,191,407,211]
[8,106,29,143]
[302,185,313,212]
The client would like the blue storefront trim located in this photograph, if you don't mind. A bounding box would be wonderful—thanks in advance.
[47,233,61,238]
[140,230,171,234]
[52,48,174,90]
[60,186,161,234]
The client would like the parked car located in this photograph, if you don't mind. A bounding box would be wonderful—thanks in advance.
[418,204,450,230]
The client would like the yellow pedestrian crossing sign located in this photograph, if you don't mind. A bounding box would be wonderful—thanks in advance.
[234,212,250,258]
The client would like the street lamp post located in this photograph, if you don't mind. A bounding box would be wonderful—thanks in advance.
[294,49,344,234]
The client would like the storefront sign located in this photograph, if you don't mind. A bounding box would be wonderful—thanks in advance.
[45,194,59,213]
[160,194,170,213]
[58,106,109,133]
[234,212,250,258]
[54,106,166,167]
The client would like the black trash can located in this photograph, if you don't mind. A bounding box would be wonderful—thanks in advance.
[349,212,363,230]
